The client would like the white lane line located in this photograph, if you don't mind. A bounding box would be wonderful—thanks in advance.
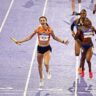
[75,2,81,96]
[23,0,48,96]
[0,0,14,33]
[75,57,79,96]
[0,87,13,90]
[42,0,48,16]
[38,88,63,92]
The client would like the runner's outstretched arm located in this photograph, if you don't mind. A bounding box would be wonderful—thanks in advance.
[14,31,37,45]
[51,30,68,45]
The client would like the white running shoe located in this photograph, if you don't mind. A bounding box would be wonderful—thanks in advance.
[47,72,52,79]
[39,79,44,87]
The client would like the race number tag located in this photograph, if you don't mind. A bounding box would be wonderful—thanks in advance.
[84,33,93,38]
[83,31,94,38]
[39,34,49,41]
[83,29,94,38]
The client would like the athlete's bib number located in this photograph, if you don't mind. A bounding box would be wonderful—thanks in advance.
[83,32,94,38]
[83,29,94,38]
[39,34,49,41]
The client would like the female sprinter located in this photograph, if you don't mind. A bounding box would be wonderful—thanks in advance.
[13,16,68,86]
[71,9,89,57]
[71,9,92,75]
[74,18,96,78]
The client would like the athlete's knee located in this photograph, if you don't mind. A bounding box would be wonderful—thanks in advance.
[86,59,91,65]
[75,49,80,56]
[38,63,42,68]
[44,59,50,65]
[86,60,91,64]
[44,63,49,66]
[86,57,91,62]
[75,53,79,56]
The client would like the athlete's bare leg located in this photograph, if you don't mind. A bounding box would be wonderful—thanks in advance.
[44,51,51,73]
[86,47,93,78]
[80,49,86,71]
[72,0,75,14]
[75,41,81,75]
[37,53,44,80]
[86,47,93,72]
[75,41,81,56]
[71,0,81,13]
[44,50,52,79]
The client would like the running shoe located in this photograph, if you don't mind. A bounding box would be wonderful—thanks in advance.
[39,79,44,87]
[39,74,44,87]
[47,71,51,79]
[89,72,93,79]
[81,71,84,77]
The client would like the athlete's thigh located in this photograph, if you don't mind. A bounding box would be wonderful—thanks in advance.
[86,47,93,61]
[37,53,44,65]
[75,41,81,53]
[43,51,51,65]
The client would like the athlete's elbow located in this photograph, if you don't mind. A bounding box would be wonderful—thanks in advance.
[53,36,57,40]
[26,37,31,41]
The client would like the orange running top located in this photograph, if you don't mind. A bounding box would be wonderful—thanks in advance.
[35,25,52,46]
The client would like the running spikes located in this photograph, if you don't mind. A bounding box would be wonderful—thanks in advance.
[89,72,93,79]
[39,79,44,87]
[81,71,84,77]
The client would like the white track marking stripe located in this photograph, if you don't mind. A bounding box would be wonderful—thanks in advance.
[42,0,48,16]
[75,2,81,96]
[0,0,14,33]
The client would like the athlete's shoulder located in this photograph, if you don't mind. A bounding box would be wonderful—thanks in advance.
[85,17,91,22]
[37,25,42,29]
[35,25,42,32]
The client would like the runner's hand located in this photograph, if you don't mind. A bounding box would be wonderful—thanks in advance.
[10,37,21,45]
[15,41,21,45]
[72,32,75,38]
[63,39,69,45]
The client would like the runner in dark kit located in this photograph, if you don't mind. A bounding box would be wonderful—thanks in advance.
[74,18,96,78]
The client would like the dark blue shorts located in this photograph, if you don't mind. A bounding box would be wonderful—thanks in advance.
[37,45,52,54]
[81,43,93,50]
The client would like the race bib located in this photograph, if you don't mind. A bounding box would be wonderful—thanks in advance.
[39,34,49,41]
[83,32,94,38]
[83,29,94,38]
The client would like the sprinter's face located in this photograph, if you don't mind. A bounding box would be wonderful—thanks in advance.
[39,18,47,25]
[80,12,86,19]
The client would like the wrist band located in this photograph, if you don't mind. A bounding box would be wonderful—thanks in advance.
[62,40,64,43]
